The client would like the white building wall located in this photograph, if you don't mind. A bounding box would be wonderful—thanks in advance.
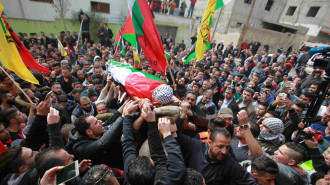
[2,0,129,24]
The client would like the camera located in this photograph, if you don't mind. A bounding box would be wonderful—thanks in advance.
[294,128,323,145]
[299,131,315,140]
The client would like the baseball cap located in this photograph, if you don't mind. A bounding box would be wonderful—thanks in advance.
[219,108,233,118]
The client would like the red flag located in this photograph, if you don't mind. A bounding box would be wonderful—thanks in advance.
[129,0,167,74]
[66,40,72,56]
[150,0,154,11]
[2,15,51,74]
[0,142,7,155]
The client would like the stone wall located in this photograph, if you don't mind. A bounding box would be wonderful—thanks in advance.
[213,26,306,54]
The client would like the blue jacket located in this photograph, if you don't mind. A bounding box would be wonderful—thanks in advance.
[72,102,97,118]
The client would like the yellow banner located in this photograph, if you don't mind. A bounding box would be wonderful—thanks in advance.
[133,50,140,64]
[195,0,217,61]
[0,2,39,84]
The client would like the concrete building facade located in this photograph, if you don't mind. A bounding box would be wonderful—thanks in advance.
[191,0,329,52]
[2,0,329,52]
[1,0,195,45]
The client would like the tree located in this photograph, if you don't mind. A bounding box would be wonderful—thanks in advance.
[51,0,71,33]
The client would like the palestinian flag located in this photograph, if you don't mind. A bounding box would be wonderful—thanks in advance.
[122,14,137,47]
[183,36,211,64]
[115,29,121,46]
[128,0,167,74]
[108,60,165,101]
[195,0,231,61]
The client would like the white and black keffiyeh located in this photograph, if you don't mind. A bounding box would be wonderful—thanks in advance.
[152,85,174,105]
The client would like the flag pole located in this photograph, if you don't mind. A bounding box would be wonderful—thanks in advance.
[0,66,33,104]
[76,20,83,49]
[167,61,175,85]
[211,8,222,41]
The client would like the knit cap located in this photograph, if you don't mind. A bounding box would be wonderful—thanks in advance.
[263,117,284,135]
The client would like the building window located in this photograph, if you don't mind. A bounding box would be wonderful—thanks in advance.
[286,6,297,16]
[30,0,52,2]
[91,1,110,14]
[265,0,274,11]
[306,6,320,17]
[244,0,252,4]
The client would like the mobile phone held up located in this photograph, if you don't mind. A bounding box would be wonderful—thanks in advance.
[56,160,79,185]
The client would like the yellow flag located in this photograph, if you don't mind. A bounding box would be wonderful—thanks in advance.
[133,50,140,64]
[195,0,217,61]
[57,37,68,56]
[0,2,39,84]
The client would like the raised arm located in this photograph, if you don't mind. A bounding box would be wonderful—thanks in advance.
[237,110,263,156]
[156,118,186,185]
[47,107,64,148]
[143,103,167,180]
[122,101,140,178]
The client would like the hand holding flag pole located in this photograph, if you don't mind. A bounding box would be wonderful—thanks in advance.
[0,66,33,104]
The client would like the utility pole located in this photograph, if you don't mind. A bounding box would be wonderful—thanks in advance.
[236,0,256,48]
[211,7,224,41]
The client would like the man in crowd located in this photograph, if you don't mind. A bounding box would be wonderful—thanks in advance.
[55,66,78,94]
[0,90,17,111]
[196,90,216,115]
[176,107,258,184]
[273,143,308,184]
[230,110,262,162]
[237,88,256,121]
[219,87,239,123]
[1,26,328,185]
[0,146,39,184]
[71,95,97,123]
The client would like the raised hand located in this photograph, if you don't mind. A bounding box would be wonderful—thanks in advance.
[141,103,156,122]
[303,137,318,149]
[122,100,139,117]
[40,166,64,185]
[47,107,60,124]
[158,117,171,138]
[237,110,249,125]
[36,96,51,116]
[79,159,92,173]
[118,100,130,114]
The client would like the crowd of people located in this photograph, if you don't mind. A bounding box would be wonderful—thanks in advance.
[0,13,329,185]
[150,0,196,18]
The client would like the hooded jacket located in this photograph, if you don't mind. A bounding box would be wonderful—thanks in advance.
[66,111,124,169]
